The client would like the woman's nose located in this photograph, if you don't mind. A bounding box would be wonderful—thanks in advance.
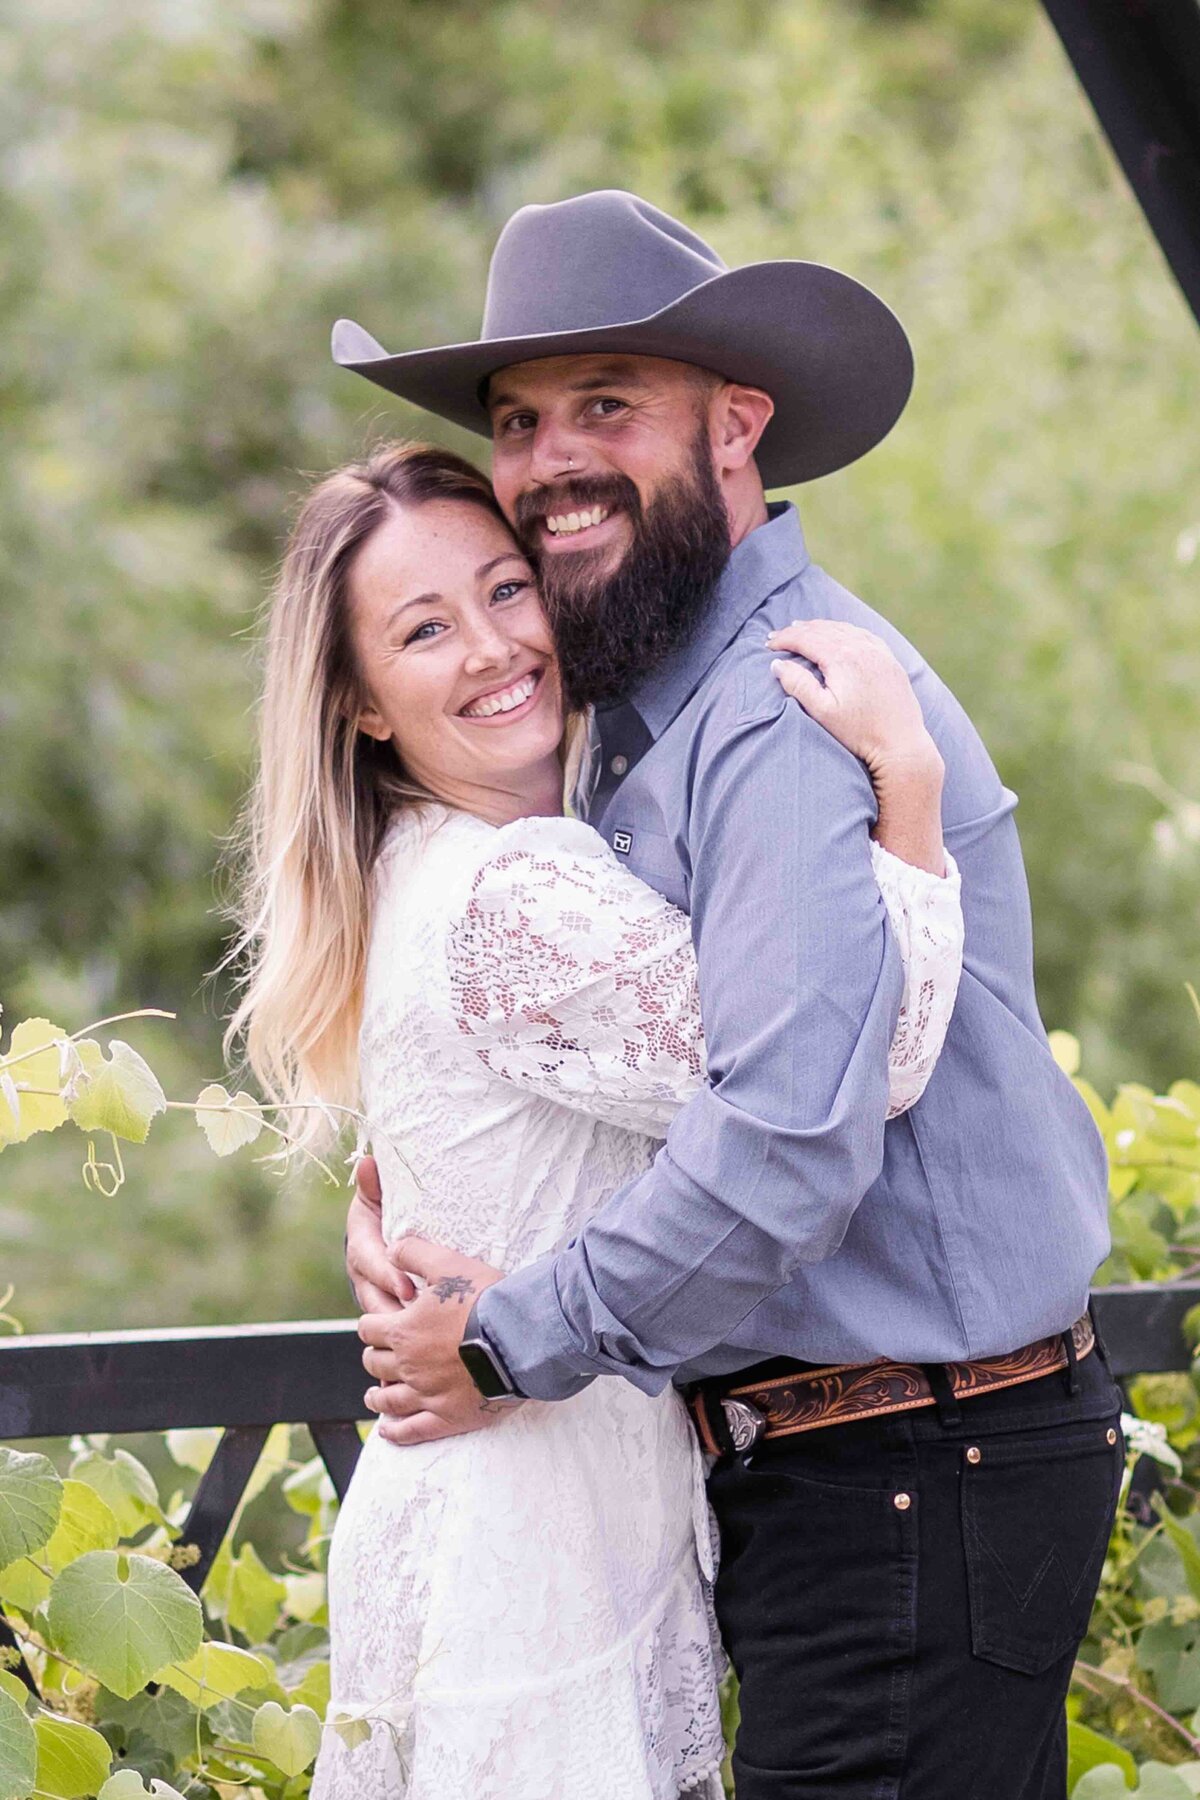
[461,616,514,673]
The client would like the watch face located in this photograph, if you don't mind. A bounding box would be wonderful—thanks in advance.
[459,1338,513,1400]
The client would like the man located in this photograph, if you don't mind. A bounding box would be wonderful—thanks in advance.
[334,191,1119,1796]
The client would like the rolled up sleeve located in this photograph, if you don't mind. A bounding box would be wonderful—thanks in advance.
[477,692,907,1398]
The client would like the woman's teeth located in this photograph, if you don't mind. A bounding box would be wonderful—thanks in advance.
[461,672,540,719]
[545,506,610,537]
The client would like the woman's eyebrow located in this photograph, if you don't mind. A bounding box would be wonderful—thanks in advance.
[475,553,526,579]
[383,593,438,631]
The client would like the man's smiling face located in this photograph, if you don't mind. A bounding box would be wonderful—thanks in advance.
[487,352,720,568]
[485,353,734,708]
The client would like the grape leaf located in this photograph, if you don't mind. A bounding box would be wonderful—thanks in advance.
[69,1447,165,1537]
[32,1713,112,1799]
[47,1552,203,1699]
[0,1684,37,1800]
[0,1446,62,1570]
[68,1041,165,1145]
[157,1642,274,1711]
[194,1085,263,1156]
[0,1019,69,1147]
[1067,1721,1138,1792]
[330,1712,372,1751]
[98,1775,187,1800]
[44,1480,119,1572]
[251,1701,322,1777]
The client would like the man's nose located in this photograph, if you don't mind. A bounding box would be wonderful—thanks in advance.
[527,415,587,487]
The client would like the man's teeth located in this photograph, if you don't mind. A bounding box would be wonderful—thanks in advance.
[461,672,539,719]
[545,506,610,536]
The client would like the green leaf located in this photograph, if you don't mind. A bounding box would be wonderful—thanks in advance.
[44,1481,120,1572]
[68,1041,165,1145]
[0,1684,37,1800]
[1050,1030,1082,1076]
[0,1559,49,1614]
[32,1713,112,1799]
[193,1085,263,1156]
[1075,1767,1196,1799]
[90,1686,198,1773]
[281,1455,335,1519]
[47,1552,203,1699]
[251,1701,322,1776]
[287,1658,330,1718]
[330,1712,372,1751]
[98,1775,187,1800]
[0,1019,69,1147]
[163,1429,220,1475]
[226,1543,286,1643]
[157,1642,274,1711]
[68,1448,165,1537]
[1156,1502,1200,1603]
[0,1447,62,1570]
[0,1678,27,1713]
[1067,1721,1138,1793]
[283,1570,327,1625]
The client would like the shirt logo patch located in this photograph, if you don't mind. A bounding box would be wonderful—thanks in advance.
[612,831,633,855]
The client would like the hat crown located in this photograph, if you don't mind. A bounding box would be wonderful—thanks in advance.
[481,190,726,342]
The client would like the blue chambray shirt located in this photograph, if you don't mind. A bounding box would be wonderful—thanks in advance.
[476,503,1111,1397]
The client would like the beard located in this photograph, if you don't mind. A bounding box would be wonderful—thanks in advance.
[513,428,732,710]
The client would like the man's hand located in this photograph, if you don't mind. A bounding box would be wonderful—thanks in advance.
[358,1237,511,1446]
[345,1155,415,1312]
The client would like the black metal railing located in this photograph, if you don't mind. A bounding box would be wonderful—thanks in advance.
[1,1285,1197,1695]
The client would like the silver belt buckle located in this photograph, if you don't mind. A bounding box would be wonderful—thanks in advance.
[721,1396,767,1453]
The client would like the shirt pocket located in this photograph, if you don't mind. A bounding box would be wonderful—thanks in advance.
[960,1415,1123,1674]
[609,827,689,910]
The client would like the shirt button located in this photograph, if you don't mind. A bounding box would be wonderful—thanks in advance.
[610,754,628,777]
[893,1492,912,1511]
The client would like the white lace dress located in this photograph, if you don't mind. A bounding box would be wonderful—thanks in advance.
[310,806,963,1800]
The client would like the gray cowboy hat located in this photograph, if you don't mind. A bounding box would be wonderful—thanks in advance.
[332,189,913,488]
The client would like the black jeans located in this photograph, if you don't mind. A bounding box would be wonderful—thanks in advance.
[707,1338,1124,1799]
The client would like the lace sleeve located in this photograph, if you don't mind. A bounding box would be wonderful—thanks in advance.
[871,841,964,1118]
[445,817,704,1136]
[445,818,962,1135]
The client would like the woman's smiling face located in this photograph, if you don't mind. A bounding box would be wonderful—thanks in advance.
[347,497,566,824]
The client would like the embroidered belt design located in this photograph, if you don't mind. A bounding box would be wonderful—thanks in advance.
[689,1315,1095,1456]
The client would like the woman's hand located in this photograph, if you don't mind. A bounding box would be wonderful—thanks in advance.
[768,620,946,876]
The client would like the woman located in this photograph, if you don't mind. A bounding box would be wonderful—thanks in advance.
[226,442,962,1799]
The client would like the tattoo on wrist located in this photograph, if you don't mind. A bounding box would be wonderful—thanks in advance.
[429,1275,477,1305]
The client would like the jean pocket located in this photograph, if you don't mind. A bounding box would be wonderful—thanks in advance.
[961,1416,1123,1675]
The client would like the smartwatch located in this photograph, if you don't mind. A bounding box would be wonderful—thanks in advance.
[458,1303,525,1404]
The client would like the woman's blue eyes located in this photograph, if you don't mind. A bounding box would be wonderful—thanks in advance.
[403,580,528,645]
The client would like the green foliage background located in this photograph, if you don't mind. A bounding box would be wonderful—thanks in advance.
[1,0,1197,1329]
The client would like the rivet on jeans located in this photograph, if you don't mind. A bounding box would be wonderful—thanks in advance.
[894,1492,912,1511]
[966,1446,982,1464]
[1107,1428,1118,1446]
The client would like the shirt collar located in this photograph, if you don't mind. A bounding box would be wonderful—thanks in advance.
[607,501,811,742]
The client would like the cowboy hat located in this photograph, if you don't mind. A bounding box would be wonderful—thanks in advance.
[332,189,913,488]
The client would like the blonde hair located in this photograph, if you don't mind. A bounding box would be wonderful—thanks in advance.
[221,440,584,1153]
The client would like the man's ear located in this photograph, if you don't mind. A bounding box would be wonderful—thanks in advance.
[712,383,775,475]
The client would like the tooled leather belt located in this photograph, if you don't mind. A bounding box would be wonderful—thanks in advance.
[688,1314,1095,1456]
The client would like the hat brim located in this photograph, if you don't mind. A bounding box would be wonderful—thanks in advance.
[332,260,913,488]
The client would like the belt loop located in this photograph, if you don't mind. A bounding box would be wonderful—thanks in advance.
[1062,1325,1081,1396]
[922,1362,962,1429]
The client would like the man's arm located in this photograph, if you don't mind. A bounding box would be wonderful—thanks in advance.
[476,688,906,1399]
